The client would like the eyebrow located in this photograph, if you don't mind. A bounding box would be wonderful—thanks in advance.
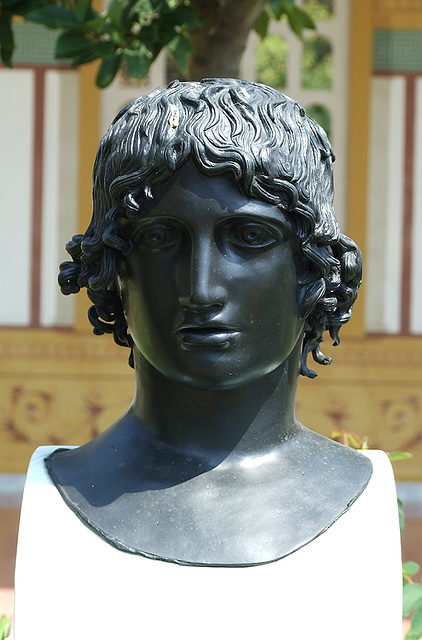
[138,199,290,224]
[224,203,290,226]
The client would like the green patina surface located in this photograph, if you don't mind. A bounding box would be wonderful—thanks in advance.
[374,30,422,72]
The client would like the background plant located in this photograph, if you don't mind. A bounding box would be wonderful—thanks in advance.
[0,615,11,640]
[0,0,315,86]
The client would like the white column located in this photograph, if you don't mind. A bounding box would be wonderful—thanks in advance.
[0,69,34,325]
[365,76,406,333]
[40,70,79,327]
[410,77,422,333]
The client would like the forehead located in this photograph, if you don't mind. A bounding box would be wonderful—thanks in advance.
[137,163,291,229]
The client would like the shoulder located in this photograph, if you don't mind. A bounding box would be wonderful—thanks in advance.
[287,427,373,484]
[27,445,76,480]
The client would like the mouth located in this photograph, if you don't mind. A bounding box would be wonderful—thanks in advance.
[174,326,241,350]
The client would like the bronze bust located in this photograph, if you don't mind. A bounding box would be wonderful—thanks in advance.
[47,78,372,566]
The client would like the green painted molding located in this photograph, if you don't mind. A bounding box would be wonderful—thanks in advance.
[11,23,68,66]
[374,30,422,72]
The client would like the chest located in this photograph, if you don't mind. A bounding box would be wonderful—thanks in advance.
[14,447,402,640]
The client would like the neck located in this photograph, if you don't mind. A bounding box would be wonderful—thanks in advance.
[130,341,302,462]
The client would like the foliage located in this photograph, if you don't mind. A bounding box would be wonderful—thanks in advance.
[2,0,199,86]
[302,0,333,21]
[306,104,331,138]
[0,0,49,66]
[0,0,315,87]
[256,33,288,89]
[302,34,332,89]
[331,429,369,450]
[331,429,422,640]
[0,615,11,640]
[27,0,198,87]
[403,562,422,640]
[253,0,314,40]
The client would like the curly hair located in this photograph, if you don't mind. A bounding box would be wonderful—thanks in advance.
[59,78,362,378]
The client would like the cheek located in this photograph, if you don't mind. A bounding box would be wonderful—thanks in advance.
[245,260,299,318]
[117,264,148,337]
[245,264,303,351]
[119,274,178,358]
[120,280,153,329]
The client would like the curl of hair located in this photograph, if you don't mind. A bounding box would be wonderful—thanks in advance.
[58,78,362,376]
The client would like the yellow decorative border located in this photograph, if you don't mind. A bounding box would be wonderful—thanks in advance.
[374,0,422,28]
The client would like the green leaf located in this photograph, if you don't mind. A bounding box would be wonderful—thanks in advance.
[2,0,50,16]
[406,603,422,640]
[106,0,124,26]
[1,0,35,9]
[26,6,79,28]
[108,27,125,45]
[71,50,100,65]
[286,5,315,38]
[55,30,96,58]
[74,0,92,22]
[403,561,421,579]
[149,0,167,10]
[95,40,116,57]
[123,47,151,78]
[398,498,405,533]
[0,615,11,640]
[293,5,315,29]
[268,0,286,21]
[137,24,162,57]
[55,31,114,64]
[346,432,360,448]
[155,18,178,46]
[82,16,107,36]
[0,14,14,67]
[403,582,422,617]
[96,53,121,87]
[357,434,369,449]
[66,39,114,66]
[254,9,270,39]
[120,0,145,29]
[388,451,413,461]
[166,33,192,73]
[163,3,199,29]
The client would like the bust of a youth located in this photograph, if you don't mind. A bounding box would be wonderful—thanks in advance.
[48,78,372,567]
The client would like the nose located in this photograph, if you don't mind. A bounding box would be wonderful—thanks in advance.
[178,237,226,311]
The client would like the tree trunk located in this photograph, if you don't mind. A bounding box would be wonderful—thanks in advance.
[186,0,267,80]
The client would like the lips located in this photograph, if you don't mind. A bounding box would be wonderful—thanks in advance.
[174,325,241,350]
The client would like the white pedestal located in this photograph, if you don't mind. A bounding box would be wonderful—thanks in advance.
[14,447,402,640]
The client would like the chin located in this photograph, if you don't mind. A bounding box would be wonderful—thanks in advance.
[164,360,285,392]
[177,375,247,392]
[136,347,289,391]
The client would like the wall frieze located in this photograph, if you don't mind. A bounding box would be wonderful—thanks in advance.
[0,337,126,361]
[375,0,422,9]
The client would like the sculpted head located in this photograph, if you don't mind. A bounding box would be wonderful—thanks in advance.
[59,78,362,378]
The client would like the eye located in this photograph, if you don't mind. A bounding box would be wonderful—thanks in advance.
[136,224,178,250]
[228,222,278,249]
